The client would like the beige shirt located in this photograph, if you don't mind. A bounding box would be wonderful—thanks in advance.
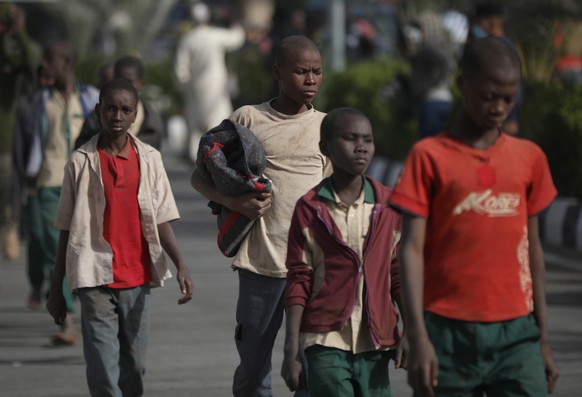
[36,90,86,188]
[229,101,331,277]
[54,135,179,290]
[300,185,384,354]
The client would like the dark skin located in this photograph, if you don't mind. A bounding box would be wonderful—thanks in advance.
[281,113,408,392]
[191,45,322,219]
[47,88,193,325]
[401,62,559,396]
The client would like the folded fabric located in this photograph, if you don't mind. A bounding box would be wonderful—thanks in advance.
[196,119,271,257]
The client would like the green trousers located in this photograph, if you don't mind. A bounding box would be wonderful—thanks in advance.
[27,188,74,312]
[305,345,392,397]
[421,312,547,397]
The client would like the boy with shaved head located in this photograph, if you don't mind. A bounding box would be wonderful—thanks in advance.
[390,36,559,396]
[192,35,328,396]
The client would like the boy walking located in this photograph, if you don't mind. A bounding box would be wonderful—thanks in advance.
[75,54,165,150]
[389,37,559,396]
[191,35,328,396]
[25,41,99,343]
[282,108,406,396]
[47,78,193,397]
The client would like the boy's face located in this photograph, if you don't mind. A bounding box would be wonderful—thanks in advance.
[322,115,375,176]
[42,49,68,84]
[458,65,519,132]
[274,47,322,107]
[96,88,137,139]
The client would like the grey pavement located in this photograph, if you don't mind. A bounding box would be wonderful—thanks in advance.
[1,147,581,396]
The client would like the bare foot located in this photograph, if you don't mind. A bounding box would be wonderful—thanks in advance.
[51,314,79,346]
[27,287,42,310]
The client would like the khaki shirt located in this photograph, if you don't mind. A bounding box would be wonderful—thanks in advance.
[54,135,179,290]
[229,102,331,278]
[36,90,86,188]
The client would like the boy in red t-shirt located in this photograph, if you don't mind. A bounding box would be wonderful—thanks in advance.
[390,36,559,396]
[47,78,193,396]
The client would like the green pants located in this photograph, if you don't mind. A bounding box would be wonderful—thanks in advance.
[305,345,392,397]
[421,312,547,397]
[27,188,75,312]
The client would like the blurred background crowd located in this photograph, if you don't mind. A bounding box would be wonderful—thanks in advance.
[3,0,582,207]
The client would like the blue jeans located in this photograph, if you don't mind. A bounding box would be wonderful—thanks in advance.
[78,285,151,397]
[233,269,308,397]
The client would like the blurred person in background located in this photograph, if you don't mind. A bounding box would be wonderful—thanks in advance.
[12,64,53,310]
[0,3,37,265]
[25,41,99,345]
[174,1,245,162]
[468,2,522,135]
[75,54,164,150]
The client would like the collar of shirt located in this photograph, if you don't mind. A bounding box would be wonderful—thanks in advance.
[317,176,375,205]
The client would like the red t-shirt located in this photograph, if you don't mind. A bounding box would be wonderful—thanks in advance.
[389,133,556,322]
[99,140,152,288]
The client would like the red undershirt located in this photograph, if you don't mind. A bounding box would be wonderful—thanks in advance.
[98,139,152,288]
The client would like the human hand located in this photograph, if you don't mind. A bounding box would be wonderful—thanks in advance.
[46,289,67,326]
[281,351,306,392]
[225,192,271,220]
[541,340,559,393]
[407,336,439,397]
[394,332,409,369]
[176,266,193,305]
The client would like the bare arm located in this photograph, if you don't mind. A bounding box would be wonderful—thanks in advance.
[393,292,409,369]
[400,214,438,397]
[281,305,307,392]
[158,222,193,304]
[390,235,409,369]
[190,168,271,220]
[528,215,559,393]
[46,230,69,325]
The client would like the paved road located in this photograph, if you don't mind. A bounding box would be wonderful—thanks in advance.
[1,149,581,396]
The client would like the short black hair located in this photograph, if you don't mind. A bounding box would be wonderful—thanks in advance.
[99,78,138,104]
[321,107,368,142]
[475,2,503,18]
[275,35,319,65]
[460,36,520,78]
[44,41,77,65]
[114,55,144,80]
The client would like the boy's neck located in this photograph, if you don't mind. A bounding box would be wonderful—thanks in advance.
[331,173,365,207]
[270,97,311,115]
[98,133,130,157]
[450,114,501,150]
[53,76,76,100]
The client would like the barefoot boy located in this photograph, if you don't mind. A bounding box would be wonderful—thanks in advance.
[47,78,193,396]
[283,107,406,396]
[390,37,559,396]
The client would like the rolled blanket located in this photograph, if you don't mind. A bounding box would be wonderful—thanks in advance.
[196,119,272,257]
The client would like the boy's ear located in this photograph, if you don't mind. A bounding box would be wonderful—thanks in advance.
[272,64,280,81]
[94,103,100,116]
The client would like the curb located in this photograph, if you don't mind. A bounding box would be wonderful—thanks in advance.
[367,157,582,252]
